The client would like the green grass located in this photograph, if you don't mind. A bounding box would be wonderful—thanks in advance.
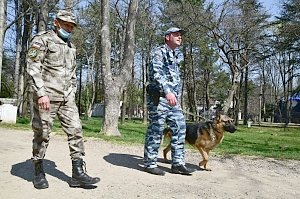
[216,126,300,160]
[1,117,299,160]
[82,118,147,145]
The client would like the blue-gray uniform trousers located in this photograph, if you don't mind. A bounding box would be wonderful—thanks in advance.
[144,95,186,168]
[31,97,85,161]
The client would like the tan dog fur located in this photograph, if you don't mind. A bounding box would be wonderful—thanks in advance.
[163,114,236,171]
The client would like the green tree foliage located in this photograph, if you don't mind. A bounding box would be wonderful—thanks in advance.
[0,55,14,97]
[277,0,300,51]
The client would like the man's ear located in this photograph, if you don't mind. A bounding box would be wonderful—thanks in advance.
[53,19,59,27]
[165,34,170,41]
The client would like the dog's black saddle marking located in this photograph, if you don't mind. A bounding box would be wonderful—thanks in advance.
[186,121,214,144]
[185,121,214,144]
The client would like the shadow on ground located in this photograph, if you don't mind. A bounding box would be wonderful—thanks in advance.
[10,159,98,189]
[103,153,144,171]
[103,153,201,174]
[11,159,69,182]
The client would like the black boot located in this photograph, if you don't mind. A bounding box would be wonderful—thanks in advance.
[171,164,192,176]
[70,159,100,187]
[33,160,49,189]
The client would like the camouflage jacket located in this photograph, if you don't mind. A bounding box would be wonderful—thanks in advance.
[26,30,77,101]
[148,44,182,98]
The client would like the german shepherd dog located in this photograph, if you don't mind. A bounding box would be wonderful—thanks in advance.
[163,114,237,171]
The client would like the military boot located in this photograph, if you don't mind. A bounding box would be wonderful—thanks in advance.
[33,160,49,189]
[69,159,100,187]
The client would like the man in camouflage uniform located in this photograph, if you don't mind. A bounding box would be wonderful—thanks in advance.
[143,27,192,176]
[26,10,100,189]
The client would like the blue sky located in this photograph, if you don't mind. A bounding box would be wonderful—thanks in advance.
[260,0,281,16]
[213,0,281,15]
[213,0,282,20]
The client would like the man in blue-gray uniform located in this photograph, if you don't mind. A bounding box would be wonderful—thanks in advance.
[143,27,192,176]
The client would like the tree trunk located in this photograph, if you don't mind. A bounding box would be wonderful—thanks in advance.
[243,66,249,125]
[205,74,210,111]
[100,0,139,136]
[18,0,33,117]
[84,49,97,118]
[121,90,126,124]
[142,36,152,124]
[142,50,148,124]
[78,60,83,115]
[37,0,48,32]
[184,45,197,121]
[14,0,21,107]
[223,72,239,114]
[128,65,135,120]
[286,53,293,126]
[261,61,267,122]
[87,72,96,117]
[0,0,7,95]
[100,0,116,135]
[102,86,122,135]
[100,0,120,136]
[234,93,239,126]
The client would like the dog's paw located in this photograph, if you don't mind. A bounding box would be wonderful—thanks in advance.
[198,166,212,171]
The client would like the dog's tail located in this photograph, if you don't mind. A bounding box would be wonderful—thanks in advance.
[161,127,171,145]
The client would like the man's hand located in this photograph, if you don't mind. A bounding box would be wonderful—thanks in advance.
[38,96,50,111]
[165,92,177,106]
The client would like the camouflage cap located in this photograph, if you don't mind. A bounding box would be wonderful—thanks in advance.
[56,10,76,26]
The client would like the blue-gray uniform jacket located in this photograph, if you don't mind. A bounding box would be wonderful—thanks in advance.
[148,44,182,99]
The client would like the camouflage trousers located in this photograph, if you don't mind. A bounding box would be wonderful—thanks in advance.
[144,96,186,168]
[31,98,85,161]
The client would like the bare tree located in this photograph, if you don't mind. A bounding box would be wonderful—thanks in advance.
[18,0,33,116]
[36,0,49,32]
[182,44,197,121]
[13,0,22,103]
[83,43,97,117]
[0,0,7,95]
[100,0,139,136]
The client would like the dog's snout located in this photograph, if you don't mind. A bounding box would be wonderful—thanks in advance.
[225,124,237,133]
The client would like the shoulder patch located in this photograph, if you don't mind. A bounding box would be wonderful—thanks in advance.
[27,48,38,58]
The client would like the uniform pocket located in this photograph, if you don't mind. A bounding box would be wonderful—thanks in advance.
[45,42,63,65]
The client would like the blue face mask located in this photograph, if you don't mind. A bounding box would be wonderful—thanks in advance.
[57,27,71,40]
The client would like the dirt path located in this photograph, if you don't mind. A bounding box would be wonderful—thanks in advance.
[0,127,299,199]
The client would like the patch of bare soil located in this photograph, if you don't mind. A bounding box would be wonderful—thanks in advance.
[0,127,299,199]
